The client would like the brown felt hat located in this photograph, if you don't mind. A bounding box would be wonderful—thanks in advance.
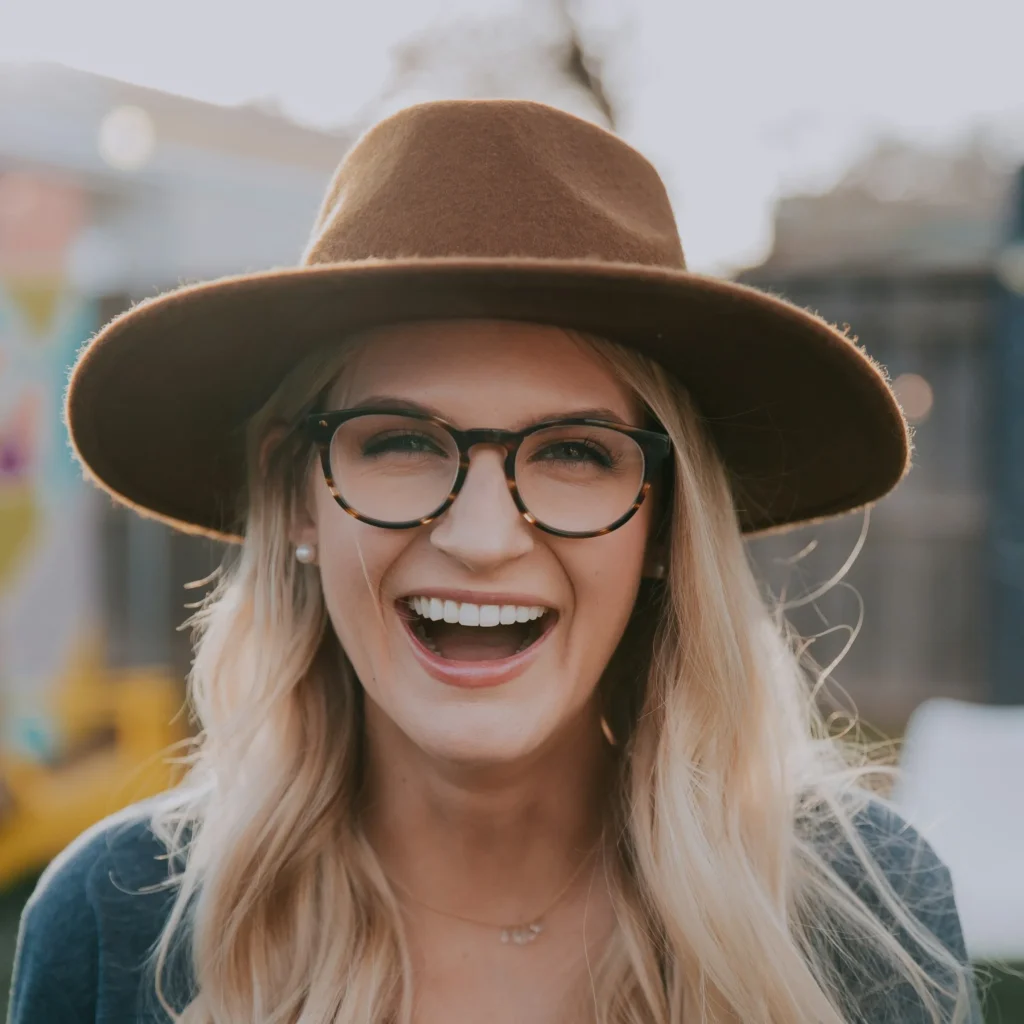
[66,98,910,542]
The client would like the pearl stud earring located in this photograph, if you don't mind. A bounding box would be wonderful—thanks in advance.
[295,542,317,565]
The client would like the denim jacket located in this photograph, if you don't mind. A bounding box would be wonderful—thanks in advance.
[7,797,982,1022]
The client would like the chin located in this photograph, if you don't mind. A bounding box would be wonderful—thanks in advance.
[409,709,555,767]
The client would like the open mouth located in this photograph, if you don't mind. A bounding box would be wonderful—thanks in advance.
[398,596,557,663]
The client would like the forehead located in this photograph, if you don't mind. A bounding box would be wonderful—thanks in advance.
[329,320,643,427]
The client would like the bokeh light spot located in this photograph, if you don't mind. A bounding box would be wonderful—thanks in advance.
[98,105,156,172]
[893,372,934,424]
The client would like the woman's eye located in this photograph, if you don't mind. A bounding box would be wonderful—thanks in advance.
[534,440,613,467]
[363,433,446,457]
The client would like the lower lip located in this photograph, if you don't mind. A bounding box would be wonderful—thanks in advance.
[398,606,557,689]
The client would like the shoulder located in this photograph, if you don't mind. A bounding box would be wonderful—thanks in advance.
[8,797,185,1024]
[21,795,175,932]
[831,802,958,933]
[828,798,967,958]
[806,795,981,1022]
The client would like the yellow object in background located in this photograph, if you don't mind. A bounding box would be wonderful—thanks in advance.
[0,667,188,887]
[0,485,37,590]
[4,280,64,341]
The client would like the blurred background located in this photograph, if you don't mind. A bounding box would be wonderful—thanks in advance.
[0,0,1022,1018]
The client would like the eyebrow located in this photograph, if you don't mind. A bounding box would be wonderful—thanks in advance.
[344,395,638,429]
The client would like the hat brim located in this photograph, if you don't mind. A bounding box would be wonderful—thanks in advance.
[65,257,910,542]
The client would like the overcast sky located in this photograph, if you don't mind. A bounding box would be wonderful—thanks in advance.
[3,0,1023,271]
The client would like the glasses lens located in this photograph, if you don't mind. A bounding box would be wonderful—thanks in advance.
[515,424,646,534]
[329,414,458,523]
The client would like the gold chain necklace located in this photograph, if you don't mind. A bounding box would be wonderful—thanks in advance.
[386,837,602,946]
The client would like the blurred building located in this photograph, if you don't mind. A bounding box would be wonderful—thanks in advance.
[742,137,1022,728]
[0,62,346,771]
[760,136,1010,274]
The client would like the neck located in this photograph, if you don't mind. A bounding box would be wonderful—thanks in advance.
[361,699,613,921]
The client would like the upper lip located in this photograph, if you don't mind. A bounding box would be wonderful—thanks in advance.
[396,588,557,610]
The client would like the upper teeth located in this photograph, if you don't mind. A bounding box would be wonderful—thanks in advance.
[407,597,548,627]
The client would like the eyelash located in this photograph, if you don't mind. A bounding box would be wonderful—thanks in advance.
[529,438,617,468]
[362,431,447,456]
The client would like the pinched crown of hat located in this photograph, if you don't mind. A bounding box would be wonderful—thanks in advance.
[303,99,684,270]
[66,98,909,541]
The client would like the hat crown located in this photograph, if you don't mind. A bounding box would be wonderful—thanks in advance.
[303,99,686,270]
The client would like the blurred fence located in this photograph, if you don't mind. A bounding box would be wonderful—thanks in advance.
[742,268,1000,730]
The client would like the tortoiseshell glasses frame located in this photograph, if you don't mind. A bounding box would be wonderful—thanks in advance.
[303,407,672,539]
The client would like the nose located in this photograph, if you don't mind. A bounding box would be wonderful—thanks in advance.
[428,444,533,571]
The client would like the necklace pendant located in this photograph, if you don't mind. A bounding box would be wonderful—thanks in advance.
[500,921,544,945]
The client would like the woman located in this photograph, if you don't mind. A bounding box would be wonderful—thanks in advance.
[10,99,979,1023]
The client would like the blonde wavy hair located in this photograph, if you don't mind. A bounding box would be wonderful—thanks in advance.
[145,329,974,1023]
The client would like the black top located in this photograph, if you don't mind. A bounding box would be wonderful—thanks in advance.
[7,797,982,1023]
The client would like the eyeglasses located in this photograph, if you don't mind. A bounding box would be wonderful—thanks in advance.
[303,408,672,538]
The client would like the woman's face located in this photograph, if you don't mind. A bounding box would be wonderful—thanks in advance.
[297,320,659,765]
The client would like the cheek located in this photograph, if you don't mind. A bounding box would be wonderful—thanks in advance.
[312,493,405,666]
[561,517,650,662]
[583,502,650,588]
